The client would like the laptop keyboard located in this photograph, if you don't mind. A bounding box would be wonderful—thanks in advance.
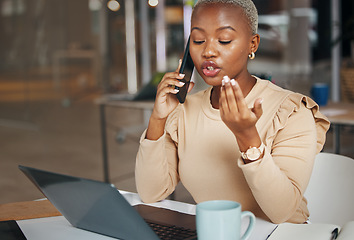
[147,221,197,240]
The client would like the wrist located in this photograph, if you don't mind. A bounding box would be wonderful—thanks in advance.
[149,114,167,123]
[234,127,260,152]
[146,116,167,140]
[240,142,265,162]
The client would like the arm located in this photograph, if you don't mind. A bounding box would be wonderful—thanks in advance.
[135,62,184,202]
[219,77,324,223]
[239,106,317,223]
[135,59,197,202]
[145,60,194,140]
[219,77,263,162]
[135,128,180,203]
[146,67,185,140]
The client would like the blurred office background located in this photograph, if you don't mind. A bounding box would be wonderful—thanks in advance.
[0,0,353,205]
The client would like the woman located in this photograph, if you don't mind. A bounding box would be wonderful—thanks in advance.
[135,0,330,224]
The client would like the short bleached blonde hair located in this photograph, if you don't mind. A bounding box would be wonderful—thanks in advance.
[193,0,258,35]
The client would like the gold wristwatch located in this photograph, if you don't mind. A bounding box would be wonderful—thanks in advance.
[240,143,265,161]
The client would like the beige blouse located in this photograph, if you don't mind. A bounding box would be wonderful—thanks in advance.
[135,78,330,224]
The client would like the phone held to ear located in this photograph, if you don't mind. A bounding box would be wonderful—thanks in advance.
[175,37,194,104]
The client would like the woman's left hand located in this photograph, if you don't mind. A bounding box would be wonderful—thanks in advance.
[219,76,263,137]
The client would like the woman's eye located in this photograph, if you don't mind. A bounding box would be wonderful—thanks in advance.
[219,40,232,45]
[193,40,205,45]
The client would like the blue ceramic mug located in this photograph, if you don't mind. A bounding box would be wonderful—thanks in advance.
[311,83,329,106]
[196,200,255,240]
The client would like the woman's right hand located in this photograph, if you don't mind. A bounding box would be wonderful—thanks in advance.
[150,61,185,120]
[146,61,186,140]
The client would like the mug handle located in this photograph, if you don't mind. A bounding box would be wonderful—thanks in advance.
[240,211,256,240]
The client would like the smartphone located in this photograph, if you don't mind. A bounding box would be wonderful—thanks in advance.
[175,37,194,104]
[0,220,27,240]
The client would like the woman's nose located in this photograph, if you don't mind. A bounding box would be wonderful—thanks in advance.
[202,41,217,58]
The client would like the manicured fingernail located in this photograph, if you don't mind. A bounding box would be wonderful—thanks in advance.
[222,79,225,86]
[174,88,179,93]
[230,79,236,86]
[259,98,264,104]
[177,81,185,86]
[179,73,185,78]
[223,75,230,83]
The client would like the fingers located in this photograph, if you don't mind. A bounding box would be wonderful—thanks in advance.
[221,76,247,114]
[230,79,247,108]
[157,72,185,96]
[150,60,185,120]
[220,76,263,121]
[220,76,235,114]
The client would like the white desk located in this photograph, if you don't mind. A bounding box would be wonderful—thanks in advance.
[16,191,276,240]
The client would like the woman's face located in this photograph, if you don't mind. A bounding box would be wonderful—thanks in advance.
[190,3,258,86]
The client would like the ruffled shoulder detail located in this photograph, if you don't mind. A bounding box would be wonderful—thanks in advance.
[265,92,330,153]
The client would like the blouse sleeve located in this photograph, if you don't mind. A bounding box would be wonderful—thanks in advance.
[238,93,330,223]
[135,106,181,203]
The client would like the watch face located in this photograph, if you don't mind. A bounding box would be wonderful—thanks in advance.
[246,147,261,161]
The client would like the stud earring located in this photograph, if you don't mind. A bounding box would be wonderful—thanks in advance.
[248,52,255,60]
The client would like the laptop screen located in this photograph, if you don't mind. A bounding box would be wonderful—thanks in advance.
[19,165,159,240]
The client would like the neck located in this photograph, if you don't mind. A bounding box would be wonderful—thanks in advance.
[210,86,221,109]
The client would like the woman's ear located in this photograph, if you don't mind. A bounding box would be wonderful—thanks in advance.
[250,34,260,53]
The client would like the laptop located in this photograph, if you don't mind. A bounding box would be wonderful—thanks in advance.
[18,165,197,240]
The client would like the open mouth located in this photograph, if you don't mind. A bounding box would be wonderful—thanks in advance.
[202,61,221,77]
